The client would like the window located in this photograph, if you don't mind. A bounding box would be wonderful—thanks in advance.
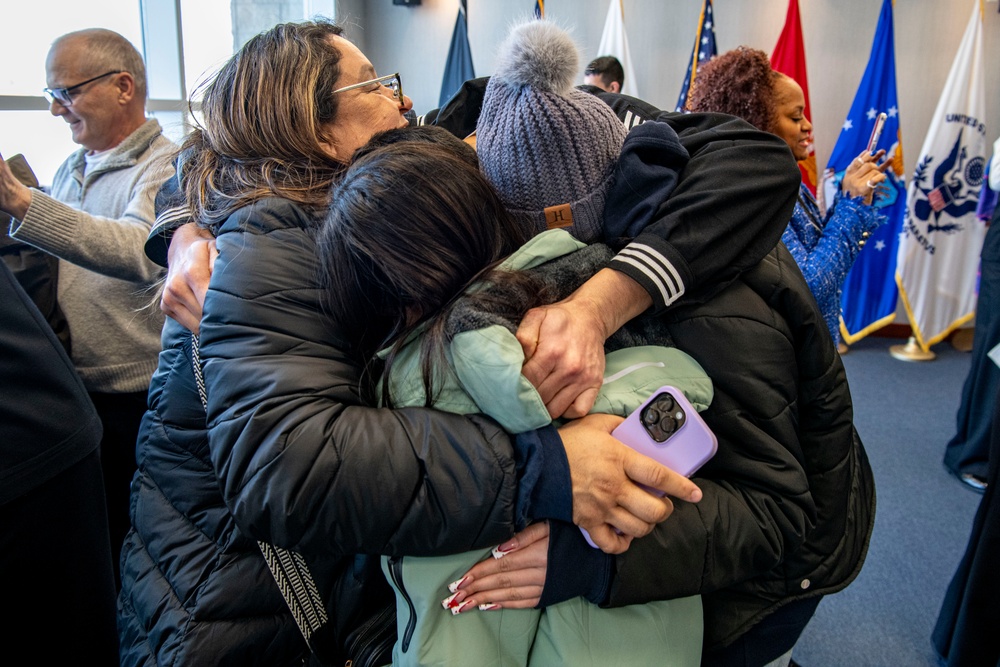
[0,0,144,185]
[1,0,337,186]
[180,0,233,99]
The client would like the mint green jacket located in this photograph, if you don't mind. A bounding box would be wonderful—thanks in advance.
[379,229,708,667]
[381,229,713,429]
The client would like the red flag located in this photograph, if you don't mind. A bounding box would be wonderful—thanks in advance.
[770,0,817,194]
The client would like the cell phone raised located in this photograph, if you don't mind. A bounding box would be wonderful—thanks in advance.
[581,386,718,548]
[866,112,887,155]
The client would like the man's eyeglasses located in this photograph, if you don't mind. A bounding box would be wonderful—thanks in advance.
[333,73,404,107]
[43,71,122,106]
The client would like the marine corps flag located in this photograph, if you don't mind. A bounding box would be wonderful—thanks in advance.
[674,0,717,112]
[822,0,906,343]
[597,0,638,98]
[770,0,816,195]
[439,0,475,108]
[896,1,988,352]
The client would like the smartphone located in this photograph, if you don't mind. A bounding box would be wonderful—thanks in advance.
[4,153,39,188]
[581,386,718,548]
[866,112,887,155]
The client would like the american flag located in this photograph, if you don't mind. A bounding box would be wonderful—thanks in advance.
[674,0,717,112]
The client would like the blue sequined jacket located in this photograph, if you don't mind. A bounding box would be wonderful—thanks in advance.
[782,185,886,342]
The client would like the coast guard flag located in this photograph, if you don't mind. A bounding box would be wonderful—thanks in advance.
[597,0,638,98]
[896,1,988,352]
[674,0,717,112]
[439,0,475,107]
[534,0,544,19]
[770,0,816,195]
[821,0,906,343]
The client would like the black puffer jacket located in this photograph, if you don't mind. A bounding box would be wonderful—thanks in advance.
[200,199,529,664]
[118,317,312,666]
[201,199,522,557]
[120,197,527,666]
[608,242,876,650]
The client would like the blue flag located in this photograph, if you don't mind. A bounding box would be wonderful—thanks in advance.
[820,0,906,343]
[674,0,717,112]
[439,0,475,108]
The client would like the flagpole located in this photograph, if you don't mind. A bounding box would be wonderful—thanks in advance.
[685,1,708,109]
[889,336,937,361]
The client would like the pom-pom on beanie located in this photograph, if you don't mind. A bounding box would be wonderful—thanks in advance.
[476,20,626,243]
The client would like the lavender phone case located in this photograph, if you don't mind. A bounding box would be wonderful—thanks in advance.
[582,385,717,548]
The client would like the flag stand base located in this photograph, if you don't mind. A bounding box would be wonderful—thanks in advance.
[950,328,974,352]
[889,337,936,362]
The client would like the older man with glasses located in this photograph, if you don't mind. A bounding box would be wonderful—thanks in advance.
[0,28,174,592]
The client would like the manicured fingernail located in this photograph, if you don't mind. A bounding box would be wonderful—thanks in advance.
[478,603,501,611]
[441,592,459,609]
[448,575,469,593]
[492,542,516,559]
[451,599,475,615]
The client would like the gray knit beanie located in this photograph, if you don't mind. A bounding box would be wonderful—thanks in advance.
[477,20,626,243]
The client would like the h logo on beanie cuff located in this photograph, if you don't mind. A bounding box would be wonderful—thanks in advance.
[545,203,574,229]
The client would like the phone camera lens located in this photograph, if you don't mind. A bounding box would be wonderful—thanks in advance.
[642,408,660,426]
[654,395,675,412]
[658,415,677,434]
[648,424,667,442]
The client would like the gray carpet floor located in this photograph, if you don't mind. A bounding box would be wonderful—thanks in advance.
[791,336,985,667]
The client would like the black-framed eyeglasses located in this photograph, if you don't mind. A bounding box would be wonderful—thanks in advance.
[332,72,404,107]
[43,70,122,106]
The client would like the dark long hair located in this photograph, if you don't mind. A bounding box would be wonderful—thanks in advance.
[319,126,546,407]
[178,20,348,227]
[686,46,781,133]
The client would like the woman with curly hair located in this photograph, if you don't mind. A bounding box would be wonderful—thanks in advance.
[688,46,888,347]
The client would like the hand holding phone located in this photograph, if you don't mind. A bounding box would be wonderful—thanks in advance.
[866,112,887,155]
[581,386,717,548]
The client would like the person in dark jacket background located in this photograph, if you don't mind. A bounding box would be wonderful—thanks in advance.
[0,259,117,664]
[932,145,1000,665]
[583,54,625,94]
[942,143,1000,493]
[932,384,1000,666]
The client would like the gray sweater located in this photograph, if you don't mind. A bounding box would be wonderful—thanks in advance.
[10,119,174,393]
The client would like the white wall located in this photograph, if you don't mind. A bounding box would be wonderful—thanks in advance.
[346,0,1000,190]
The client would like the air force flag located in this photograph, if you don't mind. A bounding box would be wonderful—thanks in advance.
[896,1,988,352]
[821,0,906,343]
